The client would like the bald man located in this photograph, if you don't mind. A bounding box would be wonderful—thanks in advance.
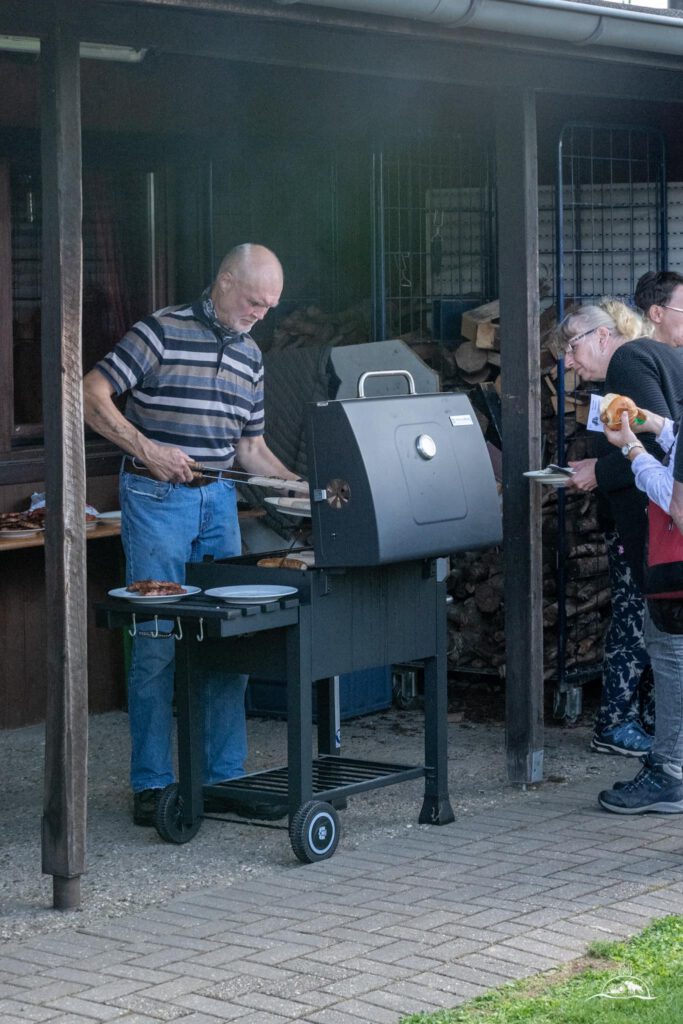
[84,244,295,825]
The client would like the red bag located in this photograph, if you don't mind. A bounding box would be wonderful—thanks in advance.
[644,499,683,599]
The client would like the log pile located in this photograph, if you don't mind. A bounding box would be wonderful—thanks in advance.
[265,303,371,351]
[447,487,609,680]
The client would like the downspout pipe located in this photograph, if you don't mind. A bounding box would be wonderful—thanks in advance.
[274,0,683,57]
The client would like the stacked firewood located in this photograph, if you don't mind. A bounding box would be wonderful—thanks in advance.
[447,488,609,680]
[437,294,605,680]
[266,303,371,351]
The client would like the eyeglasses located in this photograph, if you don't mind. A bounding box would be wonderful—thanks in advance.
[661,305,683,314]
[566,327,598,350]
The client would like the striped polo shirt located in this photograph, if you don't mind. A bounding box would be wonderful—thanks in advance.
[96,301,264,469]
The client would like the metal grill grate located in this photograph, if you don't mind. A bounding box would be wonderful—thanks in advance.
[207,756,425,802]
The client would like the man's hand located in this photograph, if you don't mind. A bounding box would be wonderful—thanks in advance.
[136,440,196,484]
[566,457,598,492]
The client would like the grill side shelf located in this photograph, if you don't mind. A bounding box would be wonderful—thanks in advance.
[95,596,300,638]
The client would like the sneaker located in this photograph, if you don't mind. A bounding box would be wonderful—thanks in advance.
[598,758,683,814]
[133,788,162,827]
[591,721,653,757]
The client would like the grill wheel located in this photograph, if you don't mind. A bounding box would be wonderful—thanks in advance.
[289,800,340,863]
[154,783,202,844]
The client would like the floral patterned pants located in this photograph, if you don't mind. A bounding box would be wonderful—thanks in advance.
[597,531,654,736]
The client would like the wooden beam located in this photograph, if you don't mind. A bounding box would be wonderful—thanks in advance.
[40,18,88,912]
[0,163,13,451]
[495,88,544,786]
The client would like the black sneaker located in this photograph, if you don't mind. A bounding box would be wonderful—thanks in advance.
[598,758,683,815]
[133,788,162,827]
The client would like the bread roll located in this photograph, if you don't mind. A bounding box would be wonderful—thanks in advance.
[599,393,643,430]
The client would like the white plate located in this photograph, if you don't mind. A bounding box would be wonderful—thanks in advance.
[204,584,299,605]
[524,469,574,488]
[0,526,44,537]
[108,585,202,603]
[98,510,122,521]
[264,496,311,518]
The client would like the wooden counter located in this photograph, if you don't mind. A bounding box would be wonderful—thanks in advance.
[0,518,121,553]
[0,507,265,553]
[0,521,125,729]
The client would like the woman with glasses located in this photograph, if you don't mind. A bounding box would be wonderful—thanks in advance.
[556,298,683,768]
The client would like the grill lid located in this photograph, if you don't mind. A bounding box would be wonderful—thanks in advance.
[306,388,502,567]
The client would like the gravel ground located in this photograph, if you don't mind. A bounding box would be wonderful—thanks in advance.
[2,691,609,944]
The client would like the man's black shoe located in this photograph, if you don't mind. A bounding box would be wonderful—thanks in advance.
[133,788,162,827]
[203,794,288,820]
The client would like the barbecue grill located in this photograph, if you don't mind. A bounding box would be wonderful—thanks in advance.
[97,372,501,863]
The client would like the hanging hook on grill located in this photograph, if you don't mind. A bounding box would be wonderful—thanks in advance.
[136,615,162,639]
[128,614,137,638]
[138,619,178,639]
[196,617,205,643]
[173,618,183,641]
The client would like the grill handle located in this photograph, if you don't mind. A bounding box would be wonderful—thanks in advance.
[357,369,416,398]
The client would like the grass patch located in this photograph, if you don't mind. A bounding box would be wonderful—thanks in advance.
[399,915,683,1024]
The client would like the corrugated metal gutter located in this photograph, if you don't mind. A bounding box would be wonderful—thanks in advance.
[272,0,683,56]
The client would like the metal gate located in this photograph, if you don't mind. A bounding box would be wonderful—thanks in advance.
[552,123,667,718]
[371,134,497,345]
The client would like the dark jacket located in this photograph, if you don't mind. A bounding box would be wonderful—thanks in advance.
[593,337,683,589]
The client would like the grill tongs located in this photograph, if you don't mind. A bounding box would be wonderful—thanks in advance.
[187,461,308,494]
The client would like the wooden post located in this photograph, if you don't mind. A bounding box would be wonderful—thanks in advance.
[495,88,544,785]
[40,19,87,911]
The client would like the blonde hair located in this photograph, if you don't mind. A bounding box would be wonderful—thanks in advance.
[556,298,649,353]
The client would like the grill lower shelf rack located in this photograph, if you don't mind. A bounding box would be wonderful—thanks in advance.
[205,755,425,803]
[97,558,455,863]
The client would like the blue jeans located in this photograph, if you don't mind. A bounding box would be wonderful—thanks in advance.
[120,470,248,792]
[644,604,683,768]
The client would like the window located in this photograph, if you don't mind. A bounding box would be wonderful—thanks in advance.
[2,160,167,450]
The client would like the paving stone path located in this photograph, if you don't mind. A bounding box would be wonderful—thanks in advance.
[2,768,683,1023]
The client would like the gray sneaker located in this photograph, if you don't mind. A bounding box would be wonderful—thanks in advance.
[598,759,683,814]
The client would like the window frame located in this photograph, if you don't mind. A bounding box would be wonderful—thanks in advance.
[0,159,172,477]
